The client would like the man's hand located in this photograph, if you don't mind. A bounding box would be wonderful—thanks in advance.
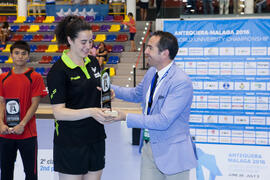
[90,108,115,124]
[112,109,127,122]
[0,124,9,135]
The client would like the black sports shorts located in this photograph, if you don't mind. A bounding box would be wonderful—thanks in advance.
[53,140,105,174]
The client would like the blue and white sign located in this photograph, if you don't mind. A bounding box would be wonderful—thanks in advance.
[164,18,270,180]
[46,4,109,17]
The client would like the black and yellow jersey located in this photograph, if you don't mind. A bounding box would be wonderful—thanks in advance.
[47,50,106,146]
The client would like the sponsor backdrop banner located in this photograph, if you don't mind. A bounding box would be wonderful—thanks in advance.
[164,19,270,179]
[46,4,109,17]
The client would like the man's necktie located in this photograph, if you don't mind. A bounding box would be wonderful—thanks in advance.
[147,72,159,115]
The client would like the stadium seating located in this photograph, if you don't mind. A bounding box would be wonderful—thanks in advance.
[94,34,106,42]
[43,16,55,23]
[35,67,45,75]
[85,16,94,22]
[39,25,49,32]
[48,25,56,32]
[51,35,56,42]
[5,56,13,63]
[107,56,119,64]
[35,45,48,52]
[109,24,120,32]
[32,34,44,42]
[0,45,5,52]
[34,16,45,23]
[7,16,16,23]
[46,45,58,53]
[114,15,123,22]
[30,45,37,52]
[109,67,115,76]
[105,35,116,42]
[100,25,111,32]
[1,67,11,72]
[91,25,100,32]
[104,15,113,22]
[24,16,35,23]
[43,68,51,76]
[51,56,61,64]
[54,16,63,23]
[0,16,7,23]
[23,34,33,42]
[57,45,68,53]
[39,56,52,64]
[106,44,113,52]
[42,34,54,42]
[14,16,26,23]
[27,25,40,32]
[94,15,104,22]
[112,45,124,53]
[17,25,30,32]
[116,34,128,42]
[0,55,8,63]
[120,24,129,32]
[10,34,23,41]
[11,25,19,32]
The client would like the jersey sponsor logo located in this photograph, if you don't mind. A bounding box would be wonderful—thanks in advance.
[50,89,57,99]
[70,76,81,81]
[91,67,97,73]
[94,72,101,78]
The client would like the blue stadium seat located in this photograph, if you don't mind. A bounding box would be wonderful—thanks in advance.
[24,16,35,23]
[11,25,19,32]
[30,45,37,52]
[23,34,33,42]
[105,34,117,42]
[51,56,61,64]
[94,15,104,22]
[107,56,119,64]
[0,55,9,63]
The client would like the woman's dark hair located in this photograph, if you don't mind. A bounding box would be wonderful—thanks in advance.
[54,15,91,46]
[10,40,30,54]
[2,22,9,28]
[98,42,106,49]
[128,12,133,17]
[152,31,179,60]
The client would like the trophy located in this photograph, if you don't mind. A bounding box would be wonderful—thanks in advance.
[5,99,20,127]
[101,68,118,117]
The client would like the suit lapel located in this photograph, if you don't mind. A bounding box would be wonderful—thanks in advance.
[149,63,177,114]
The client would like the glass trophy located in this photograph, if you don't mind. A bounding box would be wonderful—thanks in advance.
[5,99,20,127]
[101,68,118,117]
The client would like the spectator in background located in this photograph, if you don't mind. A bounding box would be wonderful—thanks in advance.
[220,0,229,14]
[0,22,11,45]
[32,0,42,16]
[203,0,214,14]
[139,0,149,20]
[122,12,136,52]
[96,42,108,67]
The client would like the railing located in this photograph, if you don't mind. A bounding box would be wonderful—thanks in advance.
[108,3,126,15]
[0,4,17,15]
[133,21,152,87]
[28,3,46,16]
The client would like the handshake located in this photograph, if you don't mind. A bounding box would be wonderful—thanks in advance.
[93,108,127,125]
